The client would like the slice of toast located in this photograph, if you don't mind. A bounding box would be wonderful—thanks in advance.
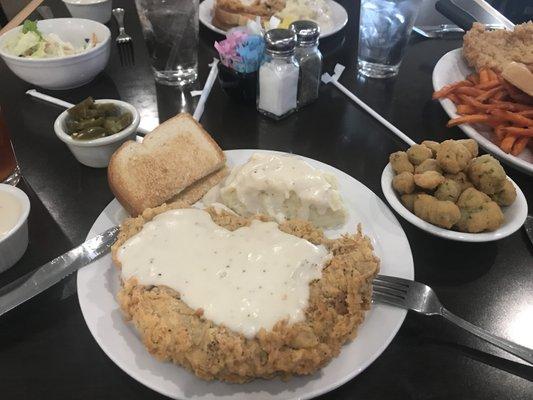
[108,113,225,216]
[212,0,285,29]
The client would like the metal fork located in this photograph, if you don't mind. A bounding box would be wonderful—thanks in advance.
[112,8,135,66]
[372,275,533,364]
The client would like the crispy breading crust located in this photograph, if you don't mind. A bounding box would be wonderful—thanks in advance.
[463,22,533,73]
[112,205,379,383]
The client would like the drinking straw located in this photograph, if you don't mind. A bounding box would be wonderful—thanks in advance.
[321,64,416,146]
[26,89,150,135]
[193,59,219,121]
[26,89,74,109]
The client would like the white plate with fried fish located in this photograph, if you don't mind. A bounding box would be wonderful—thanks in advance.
[77,149,413,400]
[433,48,533,176]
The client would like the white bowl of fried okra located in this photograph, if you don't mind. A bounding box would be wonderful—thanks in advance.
[54,97,140,168]
[381,139,528,242]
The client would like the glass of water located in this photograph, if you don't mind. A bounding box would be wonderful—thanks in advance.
[358,0,421,79]
[135,0,199,85]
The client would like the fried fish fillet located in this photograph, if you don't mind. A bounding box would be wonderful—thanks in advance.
[463,22,533,73]
[112,203,379,383]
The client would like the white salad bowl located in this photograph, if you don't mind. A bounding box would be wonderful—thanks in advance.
[0,18,110,90]
[0,184,30,273]
[54,99,140,168]
[63,0,113,24]
[381,163,528,242]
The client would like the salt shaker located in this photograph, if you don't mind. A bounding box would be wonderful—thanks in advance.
[290,20,322,107]
[257,29,299,120]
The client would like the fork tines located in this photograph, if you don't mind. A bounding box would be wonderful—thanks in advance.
[372,275,410,307]
[117,41,135,67]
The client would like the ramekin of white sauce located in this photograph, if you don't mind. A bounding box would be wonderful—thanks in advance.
[0,184,30,272]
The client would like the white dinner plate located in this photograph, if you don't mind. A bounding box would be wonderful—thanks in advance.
[77,149,414,400]
[381,163,528,242]
[199,0,348,39]
[432,48,533,176]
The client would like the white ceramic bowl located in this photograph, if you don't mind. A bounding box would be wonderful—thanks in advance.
[0,18,111,90]
[63,0,112,24]
[381,163,528,242]
[54,99,140,168]
[0,184,30,273]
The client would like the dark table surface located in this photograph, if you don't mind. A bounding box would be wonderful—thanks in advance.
[1,0,532,399]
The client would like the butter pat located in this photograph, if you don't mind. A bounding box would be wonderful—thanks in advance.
[204,153,347,228]
[117,208,331,338]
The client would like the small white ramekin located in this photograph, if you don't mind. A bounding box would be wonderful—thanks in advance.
[63,0,112,24]
[0,184,30,273]
[54,99,140,168]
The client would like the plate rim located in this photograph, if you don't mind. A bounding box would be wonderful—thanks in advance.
[77,149,414,399]
[432,48,533,176]
[199,0,348,39]
[381,163,528,242]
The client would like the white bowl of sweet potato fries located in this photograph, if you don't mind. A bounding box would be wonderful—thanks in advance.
[432,48,533,176]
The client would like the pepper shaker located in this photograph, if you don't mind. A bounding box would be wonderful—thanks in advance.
[290,20,322,107]
[257,29,299,120]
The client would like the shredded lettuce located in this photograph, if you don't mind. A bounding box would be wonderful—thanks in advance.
[10,31,40,56]
[22,20,42,39]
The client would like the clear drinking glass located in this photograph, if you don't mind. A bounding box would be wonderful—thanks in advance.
[135,0,199,85]
[358,0,421,79]
[0,110,21,186]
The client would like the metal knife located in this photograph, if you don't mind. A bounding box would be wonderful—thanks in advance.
[413,23,505,39]
[0,226,119,317]
[435,0,514,31]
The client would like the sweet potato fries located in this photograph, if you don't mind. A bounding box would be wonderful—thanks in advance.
[433,68,533,156]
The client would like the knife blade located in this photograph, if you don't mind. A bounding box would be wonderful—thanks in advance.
[413,23,506,38]
[472,0,514,30]
[435,0,515,32]
[0,226,119,317]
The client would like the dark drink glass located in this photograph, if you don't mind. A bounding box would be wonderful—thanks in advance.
[0,110,21,186]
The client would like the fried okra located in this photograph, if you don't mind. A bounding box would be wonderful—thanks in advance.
[421,140,440,157]
[414,171,445,190]
[444,172,474,193]
[436,140,473,174]
[434,179,462,203]
[390,151,414,174]
[490,179,516,206]
[415,159,442,174]
[401,193,419,212]
[457,139,479,157]
[467,154,506,194]
[413,194,461,229]
[392,172,415,194]
[407,144,433,166]
[455,188,504,232]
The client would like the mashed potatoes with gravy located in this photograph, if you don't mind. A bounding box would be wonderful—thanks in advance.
[203,153,347,228]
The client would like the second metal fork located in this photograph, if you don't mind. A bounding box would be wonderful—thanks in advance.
[112,8,135,66]
[373,275,533,365]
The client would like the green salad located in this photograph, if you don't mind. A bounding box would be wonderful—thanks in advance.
[3,20,98,58]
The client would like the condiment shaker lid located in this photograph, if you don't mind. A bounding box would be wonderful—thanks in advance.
[289,20,320,46]
[264,29,297,55]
